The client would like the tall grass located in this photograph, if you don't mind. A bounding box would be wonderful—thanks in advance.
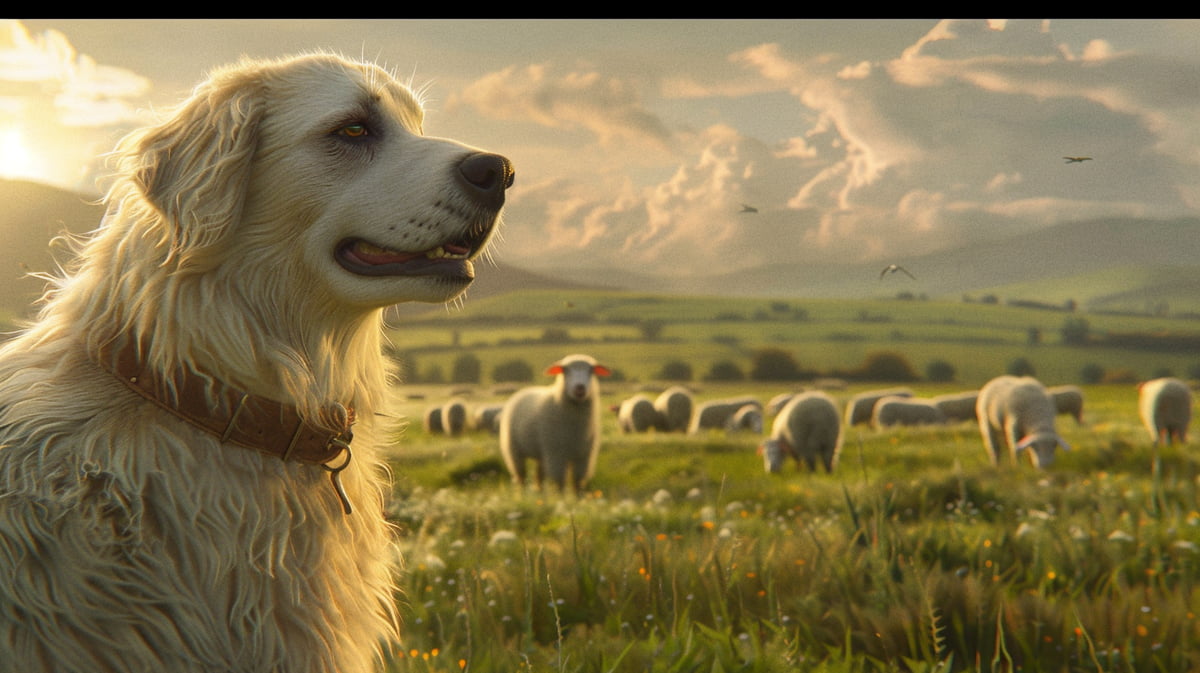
[382,385,1200,672]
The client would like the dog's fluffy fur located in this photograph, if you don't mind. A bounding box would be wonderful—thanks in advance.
[0,53,508,672]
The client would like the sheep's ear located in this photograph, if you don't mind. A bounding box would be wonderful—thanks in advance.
[1014,436,1033,452]
[593,365,612,377]
[118,70,264,268]
[545,364,564,376]
[1058,438,1072,451]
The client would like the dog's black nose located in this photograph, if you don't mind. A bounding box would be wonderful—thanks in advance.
[456,152,514,209]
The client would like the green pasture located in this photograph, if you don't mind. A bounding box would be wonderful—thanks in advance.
[382,377,1200,672]
[389,290,1200,388]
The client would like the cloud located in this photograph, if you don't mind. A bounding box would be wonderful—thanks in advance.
[447,62,673,150]
[497,18,1200,278]
[0,20,149,190]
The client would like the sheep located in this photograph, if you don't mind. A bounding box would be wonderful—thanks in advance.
[1047,385,1085,425]
[726,404,764,434]
[442,398,468,436]
[423,405,444,434]
[471,404,504,434]
[767,391,803,415]
[618,394,658,433]
[653,385,694,432]
[1138,377,1192,446]
[758,391,842,473]
[688,396,762,434]
[933,391,980,424]
[976,375,1070,468]
[844,388,913,426]
[498,354,611,493]
[871,396,946,429]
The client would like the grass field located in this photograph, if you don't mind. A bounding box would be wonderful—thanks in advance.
[388,290,1200,389]
[377,290,1200,672]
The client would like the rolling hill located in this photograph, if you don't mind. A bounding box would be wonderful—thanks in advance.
[536,217,1200,312]
[3,178,1199,320]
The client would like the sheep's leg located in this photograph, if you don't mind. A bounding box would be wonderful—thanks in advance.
[981,425,1003,465]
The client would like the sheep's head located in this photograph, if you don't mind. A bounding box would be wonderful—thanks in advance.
[547,354,611,404]
[757,439,786,473]
[1015,432,1070,468]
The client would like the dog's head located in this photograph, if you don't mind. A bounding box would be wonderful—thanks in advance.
[113,52,513,310]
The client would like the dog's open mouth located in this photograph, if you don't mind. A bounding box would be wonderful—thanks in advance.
[336,238,479,278]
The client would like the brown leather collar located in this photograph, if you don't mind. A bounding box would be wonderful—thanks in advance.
[93,338,357,513]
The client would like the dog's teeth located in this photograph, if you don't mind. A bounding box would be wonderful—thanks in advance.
[425,246,468,260]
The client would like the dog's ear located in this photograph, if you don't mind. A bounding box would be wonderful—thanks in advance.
[121,70,264,265]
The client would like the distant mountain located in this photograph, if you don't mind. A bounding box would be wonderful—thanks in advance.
[0,179,595,322]
[535,217,1200,311]
[4,178,1199,319]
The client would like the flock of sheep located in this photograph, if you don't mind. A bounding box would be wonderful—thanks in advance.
[420,353,1194,493]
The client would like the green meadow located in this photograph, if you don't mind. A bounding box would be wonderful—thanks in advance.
[380,290,1200,672]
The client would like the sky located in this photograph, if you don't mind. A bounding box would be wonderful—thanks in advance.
[3,18,1199,280]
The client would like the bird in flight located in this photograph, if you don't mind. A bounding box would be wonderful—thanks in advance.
[1063,156,1092,163]
[880,264,916,280]
[739,203,758,214]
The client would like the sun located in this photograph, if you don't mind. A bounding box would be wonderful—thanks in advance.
[0,126,37,181]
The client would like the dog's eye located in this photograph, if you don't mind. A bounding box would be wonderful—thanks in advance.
[337,123,369,138]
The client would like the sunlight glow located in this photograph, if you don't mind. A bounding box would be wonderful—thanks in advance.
[0,127,36,180]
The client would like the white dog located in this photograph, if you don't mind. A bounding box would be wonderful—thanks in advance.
[0,52,512,672]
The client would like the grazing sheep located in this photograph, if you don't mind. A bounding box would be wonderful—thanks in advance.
[654,385,694,432]
[977,375,1070,468]
[618,394,659,433]
[726,404,764,434]
[471,404,504,434]
[844,388,913,426]
[1047,385,1085,424]
[768,391,802,415]
[871,396,947,429]
[933,391,980,424]
[423,405,444,433]
[688,396,762,434]
[442,398,468,436]
[758,391,842,473]
[1138,377,1192,446]
[498,354,611,493]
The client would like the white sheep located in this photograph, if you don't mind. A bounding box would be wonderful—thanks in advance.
[654,385,694,432]
[932,391,979,424]
[1138,377,1192,446]
[618,394,658,433]
[1047,385,1085,425]
[844,388,913,426]
[871,396,947,429]
[423,405,444,433]
[442,398,468,436]
[758,391,842,473]
[498,354,612,493]
[976,375,1070,468]
[726,404,764,434]
[688,396,762,434]
[471,404,504,434]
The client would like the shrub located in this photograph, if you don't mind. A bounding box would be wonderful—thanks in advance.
[657,360,693,382]
[1006,357,1036,377]
[451,353,482,384]
[855,351,919,382]
[704,360,745,382]
[749,348,808,381]
[492,359,534,383]
[925,359,957,383]
[1080,363,1106,384]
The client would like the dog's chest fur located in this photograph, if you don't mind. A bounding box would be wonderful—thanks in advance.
[0,343,398,673]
